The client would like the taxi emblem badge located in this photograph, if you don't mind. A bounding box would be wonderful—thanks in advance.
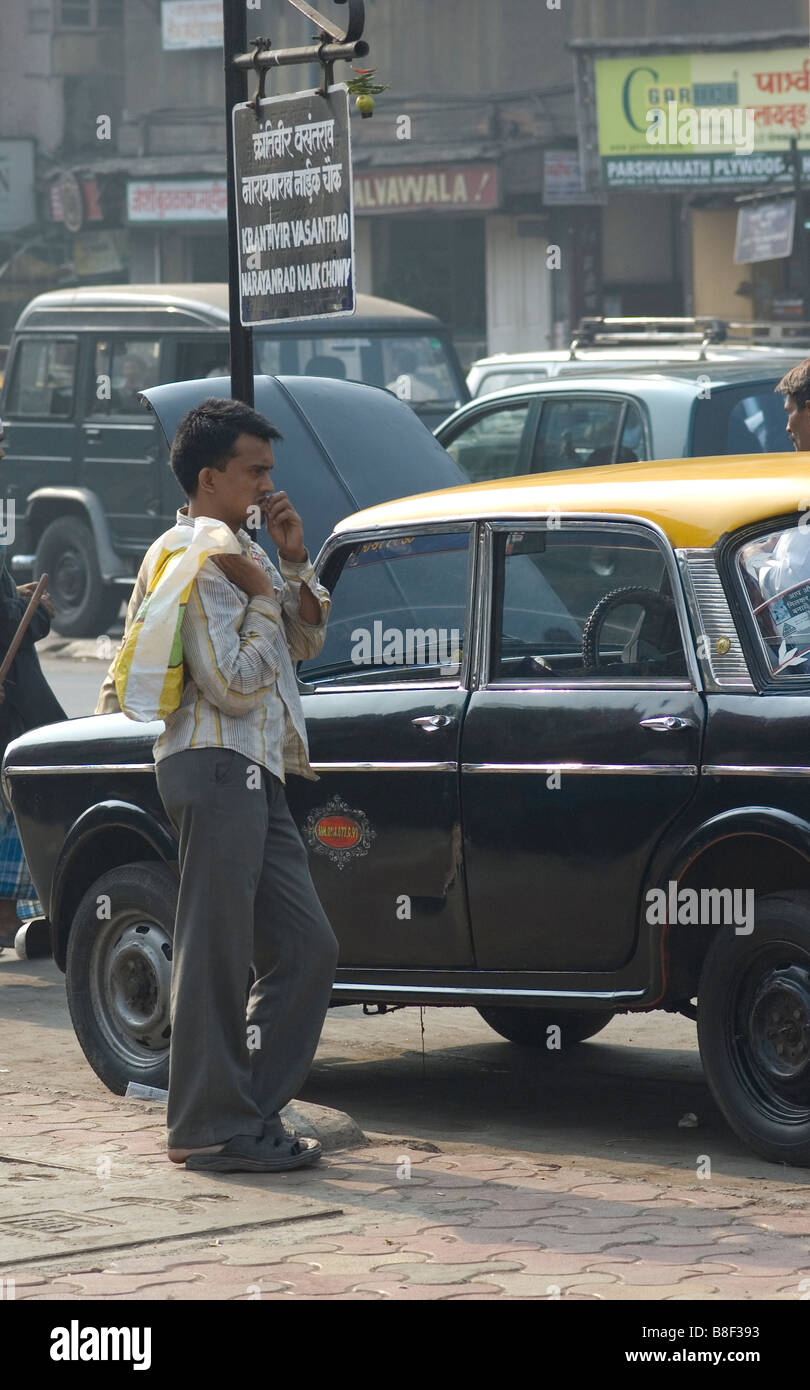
[303,795,376,869]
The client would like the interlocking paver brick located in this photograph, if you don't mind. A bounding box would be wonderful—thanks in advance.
[355,1259,523,1285]
[469,1270,620,1297]
[5,1078,810,1301]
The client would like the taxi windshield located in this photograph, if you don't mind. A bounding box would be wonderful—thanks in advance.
[738,522,810,675]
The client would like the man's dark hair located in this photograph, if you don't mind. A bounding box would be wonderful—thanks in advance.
[170,397,282,497]
[776,359,810,409]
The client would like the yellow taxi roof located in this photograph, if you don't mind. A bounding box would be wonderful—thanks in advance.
[335,454,810,550]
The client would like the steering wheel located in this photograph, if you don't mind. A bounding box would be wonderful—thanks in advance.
[582,586,677,673]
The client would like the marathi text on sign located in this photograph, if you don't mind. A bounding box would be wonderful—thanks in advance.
[232,86,355,326]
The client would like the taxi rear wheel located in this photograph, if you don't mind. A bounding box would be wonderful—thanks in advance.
[697,892,810,1166]
[65,861,177,1095]
[477,1006,614,1048]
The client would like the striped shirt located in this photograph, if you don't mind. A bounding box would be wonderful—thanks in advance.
[96,508,330,782]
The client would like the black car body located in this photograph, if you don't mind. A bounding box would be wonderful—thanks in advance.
[7,448,810,1168]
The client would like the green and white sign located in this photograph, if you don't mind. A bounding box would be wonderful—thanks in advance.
[595,49,810,188]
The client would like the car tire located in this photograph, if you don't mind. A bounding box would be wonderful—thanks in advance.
[477,1006,614,1048]
[34,517,122,638]
[697,892,810,1166]
[65,861,178,1095]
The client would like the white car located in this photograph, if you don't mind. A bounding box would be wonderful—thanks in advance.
[466,317,810,397]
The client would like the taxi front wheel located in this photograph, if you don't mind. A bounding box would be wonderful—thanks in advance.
[697,892,810,1167]
[477,1007,614,1048]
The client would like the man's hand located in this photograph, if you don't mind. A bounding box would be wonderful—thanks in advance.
[17,581,55,618]
[212,554,276,600]
[260,492,306,563]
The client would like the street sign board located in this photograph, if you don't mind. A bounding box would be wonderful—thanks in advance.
[734,198,796,263]
[232,84,355,326]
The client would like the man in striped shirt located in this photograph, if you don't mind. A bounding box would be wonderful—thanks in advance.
[97,398,338,1172]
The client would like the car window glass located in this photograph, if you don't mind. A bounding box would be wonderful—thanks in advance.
[691,385,791,455]
[175,339,230,381]
[253,333,460,405]
[738,523,810,676]
[492,527,687,681]
[6,339,78,417]
[529,398,625,473]
[298,530,471,686]
[618,401,648,461]
[88,338,160,415]
[380,337,458,404]
[443,403,533,482]
[476,369,553,395]
[253,337,285,375]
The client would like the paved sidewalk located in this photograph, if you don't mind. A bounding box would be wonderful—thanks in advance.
[2,1084,810,1300]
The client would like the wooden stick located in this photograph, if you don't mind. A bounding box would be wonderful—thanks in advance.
[0,574,49,688]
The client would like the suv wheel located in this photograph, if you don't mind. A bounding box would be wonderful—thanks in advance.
[65,861,178,1094]
[478,1006,614,1048]
[698,892,810,1166]
[35,517,122,637]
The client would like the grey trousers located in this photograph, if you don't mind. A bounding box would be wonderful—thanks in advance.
[155,748,339,1149]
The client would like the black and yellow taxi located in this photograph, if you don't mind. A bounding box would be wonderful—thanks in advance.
[6,450,810,1167]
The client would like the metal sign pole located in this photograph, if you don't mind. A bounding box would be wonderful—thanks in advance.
[223,0,254,406]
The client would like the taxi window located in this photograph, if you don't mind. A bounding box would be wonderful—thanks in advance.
[6,338,78,417]
[738,523,810,677]
[491,526,687,682]
[88,338,160,415]
[298,530,471,686]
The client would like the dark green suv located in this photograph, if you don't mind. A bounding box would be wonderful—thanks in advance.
[0,284,467,635]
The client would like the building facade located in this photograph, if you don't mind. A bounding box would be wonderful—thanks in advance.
[1,0,809,359]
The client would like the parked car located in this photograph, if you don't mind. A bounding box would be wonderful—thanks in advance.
[437,363,794,484]
[0,284,467,635]
[466,316,810,396]
[7,444,810,1166]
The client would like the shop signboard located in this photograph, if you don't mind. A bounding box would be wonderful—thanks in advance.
[232,84,354,325]
[595,48,810,189]
[126,180,228,223]
[543,150,603,205]
[734,198,796,263]
[161,1,222,50]
[353,163,499,214]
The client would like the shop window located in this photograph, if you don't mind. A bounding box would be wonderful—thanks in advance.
[59,0,123,27]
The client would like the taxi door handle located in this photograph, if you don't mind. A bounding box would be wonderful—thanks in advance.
[639,715,697,732]
[412,715,454,732]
